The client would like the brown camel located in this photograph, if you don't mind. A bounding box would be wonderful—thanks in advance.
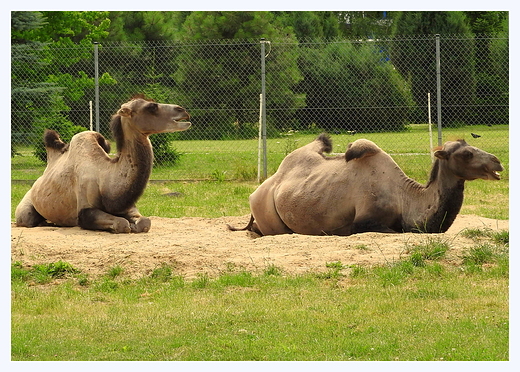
[229,134,503,236]
[15,96,191,233]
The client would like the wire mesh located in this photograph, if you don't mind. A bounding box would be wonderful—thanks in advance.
[11,35,508,182]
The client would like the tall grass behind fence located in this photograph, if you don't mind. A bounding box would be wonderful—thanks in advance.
[11,35,508,181]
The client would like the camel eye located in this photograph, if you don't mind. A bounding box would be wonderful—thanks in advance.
[145,102,159,114]
[459,150,473,160]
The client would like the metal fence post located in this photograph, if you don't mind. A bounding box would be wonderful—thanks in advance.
[435,34,442,145]
[260,38,268,181]
[93,42,100,132]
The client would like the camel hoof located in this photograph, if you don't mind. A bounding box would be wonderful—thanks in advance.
[131,217,151,233]
[112,219,131,234]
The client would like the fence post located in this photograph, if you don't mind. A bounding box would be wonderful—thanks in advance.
[93,42,100,132]
[435,34,442,146]
[260,38,268,181]
[257,94,263,183]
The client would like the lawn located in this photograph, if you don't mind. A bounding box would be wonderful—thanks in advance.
[10,124,509,361]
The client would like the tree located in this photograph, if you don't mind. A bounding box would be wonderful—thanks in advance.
[477,13,509,125]
[172,11,304,139]
[465,11,508,34]
[11,11,76,158]
[275,11,343,41]
[390,11,476,126]
[11,11,113,160]
[296,40,414,132]
[106,11,188,41]
[340,11,394,38]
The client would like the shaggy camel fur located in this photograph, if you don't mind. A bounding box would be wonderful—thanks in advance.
[15,97,191,233]
[229,134,503,236]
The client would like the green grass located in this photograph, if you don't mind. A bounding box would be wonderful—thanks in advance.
[11,252,509,361]
[10,124,509,361]
[11,124,509,182]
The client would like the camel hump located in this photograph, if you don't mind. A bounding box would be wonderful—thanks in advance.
[345,139,382,162]
[93,132,111,154]
[316,133,333,153]
[44,129,67,152]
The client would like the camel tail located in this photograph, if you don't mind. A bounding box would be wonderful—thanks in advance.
[227,215,257,232]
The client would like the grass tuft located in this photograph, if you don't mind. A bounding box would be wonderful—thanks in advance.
[106,266,124,280]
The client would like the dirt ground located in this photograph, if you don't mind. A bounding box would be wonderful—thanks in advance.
[10,214,508,280]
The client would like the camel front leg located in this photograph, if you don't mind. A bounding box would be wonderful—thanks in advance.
[121,205,151,233]
[78,208,132,233]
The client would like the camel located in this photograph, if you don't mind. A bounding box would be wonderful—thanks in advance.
[229,134,503,236]
[15,96,191,233]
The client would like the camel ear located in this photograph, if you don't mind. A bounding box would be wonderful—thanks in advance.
[117,107,132,117]
[434,150,449,160]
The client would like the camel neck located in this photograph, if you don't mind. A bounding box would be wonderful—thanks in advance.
[402,160,465,233]
[119,135,154,181]
[108,133,153,212]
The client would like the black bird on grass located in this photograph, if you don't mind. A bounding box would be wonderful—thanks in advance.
[471,133,481,138]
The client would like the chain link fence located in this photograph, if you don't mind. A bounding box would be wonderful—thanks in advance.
[11,34,508,182]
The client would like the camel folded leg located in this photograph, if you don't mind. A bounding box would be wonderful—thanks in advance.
[351,218,397,234]
[15,190,48,227]
[120,206,151,233]
[78,208,143,233]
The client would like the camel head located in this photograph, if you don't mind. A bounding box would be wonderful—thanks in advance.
[434,140,503,181]
[116,97,191,135]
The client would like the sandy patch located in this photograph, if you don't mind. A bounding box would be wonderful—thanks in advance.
[11,214,508,280]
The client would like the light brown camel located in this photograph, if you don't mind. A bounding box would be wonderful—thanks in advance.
[229,134,503,236]
[15,96,191,233]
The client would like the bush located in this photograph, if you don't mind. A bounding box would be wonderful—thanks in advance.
[150,133,182,166]
[32,112,87,163]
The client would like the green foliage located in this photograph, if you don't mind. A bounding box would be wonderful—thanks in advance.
[277,11,343,41]
[462,228,509,246]
[142,83,185,166]
[150,264,173,282]
[492,230,509,246]
[11,11,114,159]
[216,271,255,287]
[32,98,87,163]
[172,11,304,138]
[30,11,111,44]
[263,264,283,277]
[316,261,346,280]
[374,260,415,286]
[389,12,482,126]
[12,11,509,146]
[191,273,211,289]
[11,261,30,282]
[407,237,450,266]
[11,261,79,284]
[460,229,509,276]
[107,11,185,41]
[296,40,414,132]
[463,244,495,266]
[106,266,124,279]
